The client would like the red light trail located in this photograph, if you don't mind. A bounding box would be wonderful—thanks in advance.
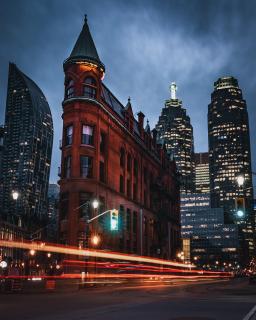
[0,239,232,279]
[0,239,194,268]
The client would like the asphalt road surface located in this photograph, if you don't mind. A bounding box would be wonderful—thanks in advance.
[0,278,255,320]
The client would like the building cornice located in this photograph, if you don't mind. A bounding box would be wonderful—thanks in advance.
[62,97,170,168]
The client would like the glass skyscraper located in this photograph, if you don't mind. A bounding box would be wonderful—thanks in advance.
[208,76,254,255]
[1,63,53,231]
[181,193,239,267]
[156,83,195,193]
[0,126,4,211]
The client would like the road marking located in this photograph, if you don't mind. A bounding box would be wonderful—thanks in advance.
[243,305,256,320]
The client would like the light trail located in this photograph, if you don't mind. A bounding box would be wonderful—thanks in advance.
[0,239,194,268]
[0,273,231,280]
[0,240,232,279]
[62,259,231,276]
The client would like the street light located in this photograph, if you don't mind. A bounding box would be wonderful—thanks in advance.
[12,191,21,227]
[29,249,36,256]
[235,175,246,219]
[91,234,100,246]
[0,261,8,269]
[236,175,245,187]
[177,251,185,261]
[237,209,244,218]
[91,234,100,275]
[92,199,99,209]
[74,198,99,278]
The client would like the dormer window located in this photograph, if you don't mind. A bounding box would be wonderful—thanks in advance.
[66,79,74,99]
[83,77,97,99]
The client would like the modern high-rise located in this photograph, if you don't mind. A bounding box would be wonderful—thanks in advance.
[208,76,253,255]
[195,152,210,193]
[1,63,53,231]
[156,83,195,193]
[0,126,4,215]
[181,193,239,267]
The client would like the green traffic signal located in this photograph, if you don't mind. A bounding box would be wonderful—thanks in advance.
[110,209,119,230]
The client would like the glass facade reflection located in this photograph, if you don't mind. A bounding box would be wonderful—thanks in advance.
[1,63,53,229]
[181,193,239,266]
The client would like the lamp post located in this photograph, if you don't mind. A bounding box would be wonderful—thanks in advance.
[235,173,256,263]
[75,198,99,248]
[74,201,119,280]
[91,234,100,275]
[81,199,99,276]
[86,199,99,246]
[12,191,21,227]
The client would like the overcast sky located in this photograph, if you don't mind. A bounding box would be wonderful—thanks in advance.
[0,0,256,186]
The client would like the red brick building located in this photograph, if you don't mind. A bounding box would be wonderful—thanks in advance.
[59,16,180,259]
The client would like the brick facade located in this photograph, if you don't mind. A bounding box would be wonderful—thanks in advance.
[58,18,180,259]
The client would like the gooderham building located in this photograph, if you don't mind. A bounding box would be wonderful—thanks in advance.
[58,16,180,259]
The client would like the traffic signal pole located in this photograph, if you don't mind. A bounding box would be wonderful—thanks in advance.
[87,209,116,224]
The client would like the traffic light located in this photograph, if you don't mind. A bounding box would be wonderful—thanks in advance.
[110,209,118,231]
[235,197,245,218]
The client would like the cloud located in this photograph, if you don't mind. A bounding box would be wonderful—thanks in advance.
[0,0,256,187]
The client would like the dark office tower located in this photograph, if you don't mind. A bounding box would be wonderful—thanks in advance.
[47,183,59,241]
[156,83,195,193]
[195,152,210,193]
[0,126,4,215]
[208,76,253,254]
[2,63,53,230]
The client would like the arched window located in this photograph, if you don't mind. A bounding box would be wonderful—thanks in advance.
[83,77,97,99]
[66,79,75,99]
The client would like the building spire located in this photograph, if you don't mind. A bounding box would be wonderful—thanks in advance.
[145,119,151,133]
[170,82,177,99]
[64,15,105,71]
[125,96,132,112]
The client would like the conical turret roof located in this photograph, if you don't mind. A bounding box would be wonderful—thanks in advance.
[64,15,105,71]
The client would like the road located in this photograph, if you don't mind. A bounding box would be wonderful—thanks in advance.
[0,278,255,320]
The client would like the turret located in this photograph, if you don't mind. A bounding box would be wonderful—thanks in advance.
[63,16,105,104]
